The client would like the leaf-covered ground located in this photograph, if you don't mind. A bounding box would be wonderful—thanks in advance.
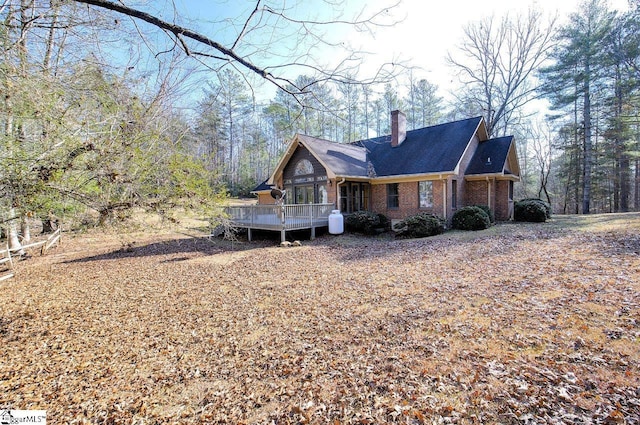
[1,214,639,424]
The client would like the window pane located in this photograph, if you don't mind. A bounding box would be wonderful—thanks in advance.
[340,186,348,212]
[295,187,305,204]
[318,185,328,203]
[451,180,458,209]
[387,183,399,208]
[362,184,370,210]
[306,186,314,203]
[419,181,433,208]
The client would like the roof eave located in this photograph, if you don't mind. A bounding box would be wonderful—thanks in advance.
[465,172,520,181]
[453,117,485,174]
[267,136,300,185]
[369,172,456,183]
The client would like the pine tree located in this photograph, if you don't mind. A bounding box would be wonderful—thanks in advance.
[539,0,614,214]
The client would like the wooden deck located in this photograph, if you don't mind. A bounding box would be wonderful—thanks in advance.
[225,203,335,242]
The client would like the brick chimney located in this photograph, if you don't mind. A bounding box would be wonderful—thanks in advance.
[391,110,406,147]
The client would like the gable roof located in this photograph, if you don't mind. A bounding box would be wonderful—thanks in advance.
[266,115,519,185]
[251,179,273,193]
[357,116,486,177]
[296,134,368,178]
[465,136,515,176]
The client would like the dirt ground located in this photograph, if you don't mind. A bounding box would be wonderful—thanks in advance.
[1,214,639,424]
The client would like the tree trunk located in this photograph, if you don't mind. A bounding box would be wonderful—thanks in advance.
[8,210,24,256]
[635,157,640,211]
[43,0,60,74]
[41,212,59,234]
[574,103,581,215]
[620,155,630,212]
[582,61,592,214]
[20,216,30,243]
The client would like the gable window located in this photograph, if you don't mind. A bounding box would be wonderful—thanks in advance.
[294,159,314,176]
[419,181,433,208]
[387,183,399,209]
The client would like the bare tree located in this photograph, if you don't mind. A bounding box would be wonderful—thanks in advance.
[447,9,556,137]
[70,0,403,102]
[528,121,554,204]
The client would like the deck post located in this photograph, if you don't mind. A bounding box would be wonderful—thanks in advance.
[311,226,315,240]
[280,203,286,243]
[248,228,253,241]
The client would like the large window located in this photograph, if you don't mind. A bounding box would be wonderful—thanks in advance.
[419,181,433,208]
[387,183,399,209]
[294,185,314,204]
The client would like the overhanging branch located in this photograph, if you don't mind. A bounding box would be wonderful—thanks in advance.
[71,0,274,81]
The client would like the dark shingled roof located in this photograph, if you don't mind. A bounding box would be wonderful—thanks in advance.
[357,116,484,177]
[251,179,272,192]
[465,136,514,176]
[298,134,368,177]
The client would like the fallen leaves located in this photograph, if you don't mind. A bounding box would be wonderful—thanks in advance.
[1,214,639,423]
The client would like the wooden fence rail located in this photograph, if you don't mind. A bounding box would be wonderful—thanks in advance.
[0,240,14,282]
[0,227,62,282]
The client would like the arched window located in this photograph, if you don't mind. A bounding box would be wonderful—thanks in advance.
[294,159,314,176]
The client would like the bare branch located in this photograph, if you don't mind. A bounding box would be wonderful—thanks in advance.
[232,0,262,50]
[71,0,274,79]
[69,0,402,102]
[447,8,557,136]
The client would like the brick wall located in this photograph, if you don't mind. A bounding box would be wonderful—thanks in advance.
[327,179,337,206]
[463,179,514,221]
[257,193,276,205]
[465,180,488,207]
[464,179,498,212]
[495,180,513,221]
[371,180,446,220]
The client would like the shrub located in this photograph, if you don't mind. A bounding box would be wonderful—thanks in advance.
[473,205,495,223]
[451,206,491,231]
[345,211,389,235]
[519,198,552,219]
[514,199,548,222]
[393,213,445,238]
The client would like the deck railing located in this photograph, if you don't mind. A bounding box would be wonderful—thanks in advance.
[225,203,335,231]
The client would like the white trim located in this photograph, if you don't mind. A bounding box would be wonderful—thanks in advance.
[442,177,448,220]
[453,117,487,175]
[267,136,300,185]
[465,173,520,182]
[367,172,456,184]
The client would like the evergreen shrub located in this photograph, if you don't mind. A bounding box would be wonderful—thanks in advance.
[345,211,389,235]
[519,198,552,219]
[473,205,495,223]
[393,213,445,238]
[451,206,491,231]
[514,199,548,222]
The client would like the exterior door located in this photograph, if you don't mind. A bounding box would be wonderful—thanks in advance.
[294,185,315,204]
[340,182,370,213]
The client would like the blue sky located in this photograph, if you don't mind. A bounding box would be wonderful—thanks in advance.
[132,0,632,103]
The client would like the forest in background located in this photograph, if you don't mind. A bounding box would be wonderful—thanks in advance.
[2,0,640,247]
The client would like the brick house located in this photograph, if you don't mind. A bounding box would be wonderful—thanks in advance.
[254,111,520,222]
